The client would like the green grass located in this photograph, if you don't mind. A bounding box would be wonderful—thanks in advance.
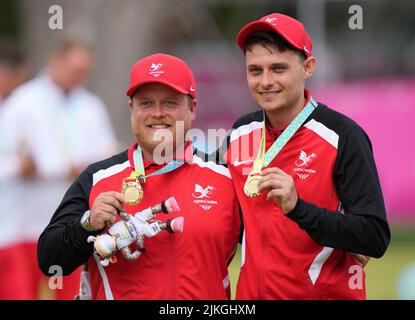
[228,245,241,299]
[366,225,415,299]
[228,226,415,300]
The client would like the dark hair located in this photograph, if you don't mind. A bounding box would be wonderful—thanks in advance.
[0,38,26,68]
[244,31,306,61]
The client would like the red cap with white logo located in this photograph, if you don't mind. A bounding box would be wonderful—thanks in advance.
[126,53,196,99]
[236,13,313,58]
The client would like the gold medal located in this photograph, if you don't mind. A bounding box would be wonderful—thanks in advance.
[243,118,266,198]
[244,170,261,197]
[121,177,144,205]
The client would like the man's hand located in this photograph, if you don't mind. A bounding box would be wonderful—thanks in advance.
[90,191,126,231]
[258,167,298,214]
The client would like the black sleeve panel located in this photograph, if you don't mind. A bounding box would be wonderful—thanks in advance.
[211,131,231,166]
[238,205,244,244]
[212,110,263,166]
[287,199,390,258]
[37,151,128,276]
[37,167,99,276]
[286,107,390,258]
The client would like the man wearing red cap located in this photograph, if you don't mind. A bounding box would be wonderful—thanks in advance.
[38,53,240,299]
[221,13,390,299]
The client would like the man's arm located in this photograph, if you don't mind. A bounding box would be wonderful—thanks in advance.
[286,199,389,258]
[37,168,99,276]
[259,122,390,258]
[286,124,390,258]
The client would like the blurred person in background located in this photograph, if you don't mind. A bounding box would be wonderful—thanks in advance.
[221,13,390,299]
[0,38,118,299]
[0,38,32,300]
[0,38,29,105]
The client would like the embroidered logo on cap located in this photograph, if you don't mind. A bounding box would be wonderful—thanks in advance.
[149,63,165,77]
[265,17,278,25]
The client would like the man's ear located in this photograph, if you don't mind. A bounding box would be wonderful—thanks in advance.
[303,56,316,80]
[128,98,133,111]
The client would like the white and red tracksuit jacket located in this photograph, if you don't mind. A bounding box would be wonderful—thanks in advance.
[222,90,389,299]
[38,143,240,299]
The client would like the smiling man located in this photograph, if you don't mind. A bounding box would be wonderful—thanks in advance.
[128,82,194,163]
[222,13,390,299]
[38,53,240,299]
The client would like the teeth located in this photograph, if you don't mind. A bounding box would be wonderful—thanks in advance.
[260,91,281,98]
[150,125,168,129]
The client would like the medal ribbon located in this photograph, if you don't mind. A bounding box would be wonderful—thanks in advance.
[255,97,317,169]
[129,145,185,182]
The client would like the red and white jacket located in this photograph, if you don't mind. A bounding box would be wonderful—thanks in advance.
[38,142,240,300]
[223,90,389,300]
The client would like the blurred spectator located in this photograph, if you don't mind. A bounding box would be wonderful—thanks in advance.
[0,38,118,299]
[0,38,32,300]
[0,38,29,104]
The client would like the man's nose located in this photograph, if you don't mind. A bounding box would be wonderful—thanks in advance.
[260,71,274,88]
[152,103,166,117]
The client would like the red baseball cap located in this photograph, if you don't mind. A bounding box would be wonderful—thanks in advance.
[126,53,196,98]
[236,13,313,58]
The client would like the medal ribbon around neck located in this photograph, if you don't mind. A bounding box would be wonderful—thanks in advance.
[132,145,185,182]
[244,97,317,197]
[122,145,186,205]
